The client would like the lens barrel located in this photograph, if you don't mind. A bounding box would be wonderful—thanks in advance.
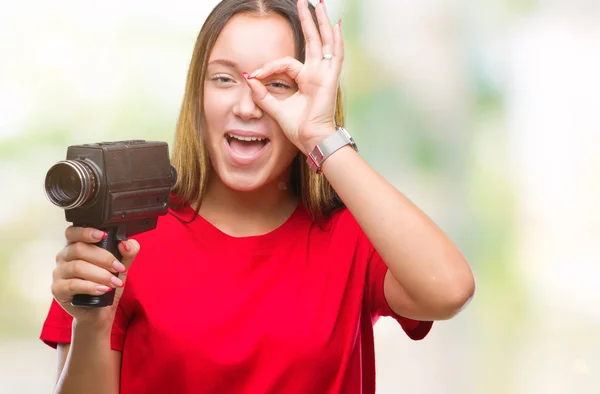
[44,160,97,209]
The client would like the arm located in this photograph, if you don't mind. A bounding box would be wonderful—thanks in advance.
[48,228,139,394]
[242,0,474,320]
[54,322,122,394]
[321,144,475,321]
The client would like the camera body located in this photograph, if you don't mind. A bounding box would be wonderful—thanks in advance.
[46,139,176,236]
[44,139,177,307]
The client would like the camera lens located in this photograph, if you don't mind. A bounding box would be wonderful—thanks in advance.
[44,160,97,209]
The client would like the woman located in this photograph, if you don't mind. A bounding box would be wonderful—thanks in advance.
[41,0,475,393]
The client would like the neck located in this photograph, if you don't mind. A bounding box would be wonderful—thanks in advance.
[198,171,298,237]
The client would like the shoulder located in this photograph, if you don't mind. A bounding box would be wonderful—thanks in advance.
[302,206,366,250]
[125,205,201,266]
[131,204,196,243]
[319,207,362,236]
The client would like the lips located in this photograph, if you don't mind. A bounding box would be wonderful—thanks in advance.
[224,132,271,165]
[226,134,268,154]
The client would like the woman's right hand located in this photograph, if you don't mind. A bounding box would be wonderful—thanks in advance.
[51,226,140,327]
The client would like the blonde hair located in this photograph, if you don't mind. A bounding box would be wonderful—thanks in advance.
[171,0,345,221]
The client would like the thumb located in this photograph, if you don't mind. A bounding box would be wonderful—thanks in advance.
[118,238,140,271]
[242,73,280,118]
[110,239,139,306]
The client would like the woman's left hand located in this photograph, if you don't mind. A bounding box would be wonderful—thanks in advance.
[243,0,343,155]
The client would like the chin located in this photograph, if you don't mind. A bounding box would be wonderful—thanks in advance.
[219,169,272,192]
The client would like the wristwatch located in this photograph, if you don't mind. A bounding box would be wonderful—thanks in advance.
[306,126,359,174]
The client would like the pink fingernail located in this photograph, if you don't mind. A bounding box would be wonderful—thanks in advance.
[250,69,263,78]
[92,230,107,240]
[112,260,127,273]
[110,276,124,288]
[96,285,111,293]
[242,72,253,80]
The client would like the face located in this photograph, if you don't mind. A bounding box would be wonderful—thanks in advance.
[203,13,299,192]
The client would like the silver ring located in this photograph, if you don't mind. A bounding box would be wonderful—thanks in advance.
[322,53,333,60]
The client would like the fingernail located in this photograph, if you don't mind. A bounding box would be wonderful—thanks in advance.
[112,260,127,273]
[96,285,111,293]
[110,276,124,288]
[121,240,130,252]
[249,69,263,78]
[92,230,107,240]
[242,71,254,80]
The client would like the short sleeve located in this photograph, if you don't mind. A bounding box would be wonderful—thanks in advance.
[363,237,433,341]
[40,298,130,351]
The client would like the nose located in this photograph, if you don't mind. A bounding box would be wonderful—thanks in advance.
[232,84,263,121]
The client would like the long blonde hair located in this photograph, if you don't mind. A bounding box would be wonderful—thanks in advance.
[171,0,345,221]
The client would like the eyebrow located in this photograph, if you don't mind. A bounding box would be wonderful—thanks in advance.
[207,59,238,68]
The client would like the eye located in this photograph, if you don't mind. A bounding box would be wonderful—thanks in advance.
[211,75,235,84]
[267,81,293,90]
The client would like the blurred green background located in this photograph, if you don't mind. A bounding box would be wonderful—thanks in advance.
[1,0,599,393]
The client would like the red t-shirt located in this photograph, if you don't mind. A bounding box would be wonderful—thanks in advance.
[40,203,432,393]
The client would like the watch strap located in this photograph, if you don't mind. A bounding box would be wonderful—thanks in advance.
[306,127,358,173]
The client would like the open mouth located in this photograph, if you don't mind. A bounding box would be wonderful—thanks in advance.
[226,134,270,157]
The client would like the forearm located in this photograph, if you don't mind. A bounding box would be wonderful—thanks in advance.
[321,145,474,311]
[54,321,118,394]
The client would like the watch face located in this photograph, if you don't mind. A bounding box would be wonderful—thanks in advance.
[305,127,359,174]
[309,146,324,162]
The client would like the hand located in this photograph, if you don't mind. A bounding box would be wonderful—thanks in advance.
[51,226,139,327]
[243,0,343,154]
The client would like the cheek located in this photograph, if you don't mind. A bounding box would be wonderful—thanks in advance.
[202,87,229,139]
[275,137,300,167]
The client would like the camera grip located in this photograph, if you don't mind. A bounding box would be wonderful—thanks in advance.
[71,227,123,308]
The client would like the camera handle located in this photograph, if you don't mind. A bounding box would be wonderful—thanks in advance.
[72,226,126,308]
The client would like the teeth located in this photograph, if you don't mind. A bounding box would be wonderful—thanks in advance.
[228,134,266,142]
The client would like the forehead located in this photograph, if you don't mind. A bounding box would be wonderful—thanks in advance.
[209,13,296,66]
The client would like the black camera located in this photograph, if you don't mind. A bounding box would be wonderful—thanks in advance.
[44,140,177,308]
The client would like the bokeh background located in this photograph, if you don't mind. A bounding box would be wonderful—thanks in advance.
[1,0,599,393]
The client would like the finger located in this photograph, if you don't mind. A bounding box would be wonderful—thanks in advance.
[65,226,108,244]
[298,0,322,62]
[60,242,127,274]
[118,239,140,270]
[56,259,124,288]
[52,278,114,301]
[249,56,303,80]
[333,19,344,68]
[315,1,334,60]
[242,75,280,119]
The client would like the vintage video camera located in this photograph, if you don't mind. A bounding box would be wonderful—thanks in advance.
[44,140,177,308]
